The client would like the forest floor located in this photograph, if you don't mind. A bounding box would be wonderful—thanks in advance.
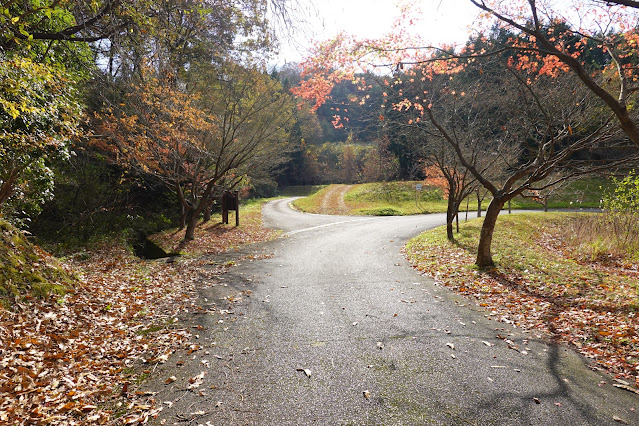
[0,203,279,425]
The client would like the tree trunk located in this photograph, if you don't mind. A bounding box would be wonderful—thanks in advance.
[446,196,457,241]
[476,198,505,268]
[179,205,187,229]
[465,197,469,222]
[202,197,213,222]
[184,208,197,241]
[0,170,18,207]
[476,191,482,218]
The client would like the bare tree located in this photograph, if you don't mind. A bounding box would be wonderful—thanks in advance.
[469,0,639,147]
[424,61,633,266]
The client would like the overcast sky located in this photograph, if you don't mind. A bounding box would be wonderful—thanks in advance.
[273,0,481,65]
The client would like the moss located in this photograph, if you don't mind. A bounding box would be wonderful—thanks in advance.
[0,218,76,304]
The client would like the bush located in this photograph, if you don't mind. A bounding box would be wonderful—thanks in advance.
[602,171,639,213]
[565,173,639,262]
[362,207,403,216]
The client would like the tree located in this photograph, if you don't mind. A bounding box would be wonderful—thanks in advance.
[361,136,399,182]
[468,0,639,147]
[95,61,293,240]
[0,55,82,224]
[293,6,639,267]
[0,1,134,49]
[422,58,632,266]
[340,143,358,183]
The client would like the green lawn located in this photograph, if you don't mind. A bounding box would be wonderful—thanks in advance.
[291,177,609,216]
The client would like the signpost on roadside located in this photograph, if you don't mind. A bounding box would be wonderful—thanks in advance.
[415,183,423,204]
[222,190,240,226]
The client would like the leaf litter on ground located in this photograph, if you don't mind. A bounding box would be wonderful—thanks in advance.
[405,212,639,387]
[0,206,278,424]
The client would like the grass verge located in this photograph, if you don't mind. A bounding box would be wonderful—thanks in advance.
[292,177,608,217]
[149,198,280,256]
[405,212,639,384]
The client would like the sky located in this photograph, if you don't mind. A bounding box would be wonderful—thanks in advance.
[274,0,481,65]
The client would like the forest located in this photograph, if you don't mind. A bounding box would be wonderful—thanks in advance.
[2,0,639,424]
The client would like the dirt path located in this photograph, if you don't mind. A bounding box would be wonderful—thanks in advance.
[318,184,352,215]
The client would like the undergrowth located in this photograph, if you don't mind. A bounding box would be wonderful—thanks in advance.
[566,212,639,263]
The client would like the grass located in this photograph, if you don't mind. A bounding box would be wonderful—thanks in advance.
[405,212,639,383]
[566,212,639,262]
[291,177,609,217]
[344,182,446,215]
[292,185,334,213]
[278,185,327,197]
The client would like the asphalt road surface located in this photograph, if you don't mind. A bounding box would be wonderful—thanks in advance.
[150,198,639,425]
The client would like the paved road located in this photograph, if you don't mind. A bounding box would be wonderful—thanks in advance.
[150,198,639,425]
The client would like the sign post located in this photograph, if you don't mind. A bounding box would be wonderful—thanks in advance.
[221,190,240,226]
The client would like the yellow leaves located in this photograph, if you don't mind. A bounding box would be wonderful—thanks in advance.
[0,99,21,119]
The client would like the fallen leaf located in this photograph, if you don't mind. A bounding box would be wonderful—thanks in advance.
[613,416,629,424]
[446,342,455,350]
[165,376,177,384]
[613,383,639,395]
[363,390,371,399]
[296,368,312,378]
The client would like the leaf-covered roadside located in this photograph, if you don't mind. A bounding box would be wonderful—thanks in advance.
[0,203,279,424]
[149,201,280,256]
[405,212,639,386]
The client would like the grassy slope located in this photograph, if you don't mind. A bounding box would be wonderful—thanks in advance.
[293,178,608,216]
[344,182,447,215]
[292,185,334,213]
[405,212,639,383]
[0,219,76,302]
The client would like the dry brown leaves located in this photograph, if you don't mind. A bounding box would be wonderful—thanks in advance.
[151,209,279,256]
[0,211,275,424]
[406,220,639,387]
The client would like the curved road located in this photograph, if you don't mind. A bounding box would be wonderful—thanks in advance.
[151,198,638,425]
